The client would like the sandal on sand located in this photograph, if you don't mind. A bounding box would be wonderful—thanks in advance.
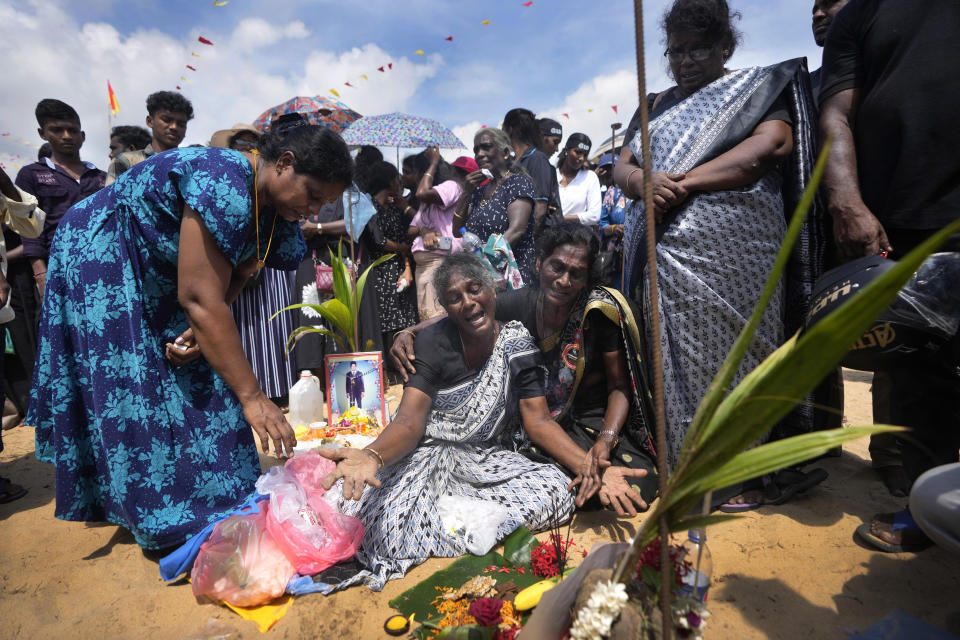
[766,467,829,505]
[855,509,933,553]
[0,476,27,504]
[717,468,828,513]
[718,479,764,513]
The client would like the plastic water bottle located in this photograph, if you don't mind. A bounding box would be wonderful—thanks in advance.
[676,529,712,602]
[460,228,483,255]
[288,370,324,428]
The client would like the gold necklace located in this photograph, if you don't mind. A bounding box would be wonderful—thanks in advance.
[478,170,511,208]
[251,149,279,269]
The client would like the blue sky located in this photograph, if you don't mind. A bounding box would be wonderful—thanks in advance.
[0,0,823,170]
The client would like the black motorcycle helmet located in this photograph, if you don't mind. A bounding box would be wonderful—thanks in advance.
[804,253,960,372]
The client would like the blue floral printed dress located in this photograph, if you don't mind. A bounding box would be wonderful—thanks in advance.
[26,147,305,550]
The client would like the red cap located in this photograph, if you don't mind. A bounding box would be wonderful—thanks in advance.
[451,156,479,173]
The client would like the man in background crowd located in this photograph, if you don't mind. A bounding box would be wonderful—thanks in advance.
[108,125,152,160]
[106,90,193,184]
[15,99,105,299]
[819,0,960,551]
[809,0,850,99]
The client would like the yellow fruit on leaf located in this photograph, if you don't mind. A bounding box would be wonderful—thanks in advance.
[514,577,559,611]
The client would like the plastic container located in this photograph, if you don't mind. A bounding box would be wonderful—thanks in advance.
[288,370,324,428]
[676,529,712,602]
[460,228,483,254]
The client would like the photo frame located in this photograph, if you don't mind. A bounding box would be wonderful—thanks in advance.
[324,351,386,428]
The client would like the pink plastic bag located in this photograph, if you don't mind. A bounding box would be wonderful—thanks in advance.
[190,505,296,607]
[255,450,364,576]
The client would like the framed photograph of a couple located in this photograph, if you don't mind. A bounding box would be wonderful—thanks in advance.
[324,352,387,427]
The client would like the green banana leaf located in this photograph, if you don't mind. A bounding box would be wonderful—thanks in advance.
[502,526,540,566]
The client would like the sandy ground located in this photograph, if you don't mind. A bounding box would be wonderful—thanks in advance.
[2,370,959,639]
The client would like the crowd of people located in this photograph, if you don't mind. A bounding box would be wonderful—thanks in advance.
[0,0,956,593]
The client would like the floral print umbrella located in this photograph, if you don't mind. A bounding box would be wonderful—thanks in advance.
[341,112,467,149]
[252,96,361,134]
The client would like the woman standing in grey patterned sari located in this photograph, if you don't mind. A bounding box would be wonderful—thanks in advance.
[614,0,822,504]
[317,253,636,591]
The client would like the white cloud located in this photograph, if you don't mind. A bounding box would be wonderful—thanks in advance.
[302,48,443,117]
[450,120,483,153]
[0,2,441,169]
[229,18,310,48]
[447,67,662,164]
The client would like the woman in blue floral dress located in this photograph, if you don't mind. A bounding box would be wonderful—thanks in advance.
[26,125,352,550]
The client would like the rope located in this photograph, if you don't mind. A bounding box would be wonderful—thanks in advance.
[611,1,673,637]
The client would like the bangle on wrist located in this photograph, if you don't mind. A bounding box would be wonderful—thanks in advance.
[394,328,416,341]
[33,270,46,278]
[599,429,620,446]
[316,221,323,235]
[363,447,384,470]
[404,205,413,215]
[626,168,642,198]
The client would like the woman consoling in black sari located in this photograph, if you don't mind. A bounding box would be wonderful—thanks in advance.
[391,222,659,515]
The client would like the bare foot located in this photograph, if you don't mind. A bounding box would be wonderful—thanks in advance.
[726,489,764,506]
[870,512,930,547]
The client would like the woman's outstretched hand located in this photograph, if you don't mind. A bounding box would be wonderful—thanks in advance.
[318,447,382,500]
[598,466,649,516]
[242,394,297,458]
[567,455,610,507]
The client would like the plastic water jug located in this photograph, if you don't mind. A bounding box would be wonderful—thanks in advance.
[288,370,324,428]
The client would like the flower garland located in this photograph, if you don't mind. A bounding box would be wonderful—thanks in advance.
[568,579,629,640]
[673,596,710,640]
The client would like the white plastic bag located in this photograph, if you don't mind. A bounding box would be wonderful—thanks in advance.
[437,494,511,556]
[255,465,328,548]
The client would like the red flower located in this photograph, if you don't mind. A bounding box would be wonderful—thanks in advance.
[635,537,690,587]
[494,628,520,640]
[530,534,573,578]
[468,598,504,627]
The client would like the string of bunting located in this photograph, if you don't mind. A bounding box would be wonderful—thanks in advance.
[15,0,626,148]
